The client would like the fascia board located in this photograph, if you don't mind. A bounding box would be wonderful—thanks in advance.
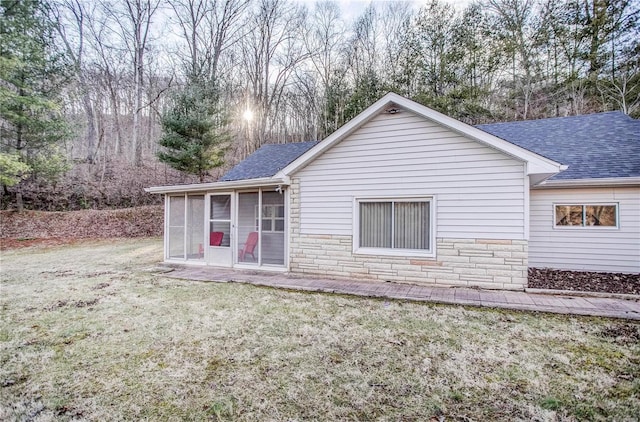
[533,177,640,189]
[145,177,287,194]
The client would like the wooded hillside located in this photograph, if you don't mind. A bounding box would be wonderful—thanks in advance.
[1,0,638,210]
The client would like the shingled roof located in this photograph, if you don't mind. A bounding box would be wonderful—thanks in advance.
[220,141,319,181]
[221,111,639,183]
[476,111,640,180]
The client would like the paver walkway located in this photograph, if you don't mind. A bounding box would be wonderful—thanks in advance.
[162,266,640,320]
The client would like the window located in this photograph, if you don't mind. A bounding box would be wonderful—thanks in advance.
[554,204,618,228]
[357,199,432,255]
[262,204,285,232]
[255,204,285,232]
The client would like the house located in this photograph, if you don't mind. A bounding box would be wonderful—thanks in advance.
[146,93,640,290]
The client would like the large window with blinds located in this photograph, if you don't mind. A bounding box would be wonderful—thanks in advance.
[356,198,433,256]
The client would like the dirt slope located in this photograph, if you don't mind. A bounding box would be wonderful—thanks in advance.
[0,206,163,249]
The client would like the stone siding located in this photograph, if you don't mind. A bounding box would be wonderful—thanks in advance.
[289,234,528,290]
[289,179,528,290]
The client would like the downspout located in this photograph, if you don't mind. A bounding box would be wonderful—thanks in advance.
[523,170,530,241]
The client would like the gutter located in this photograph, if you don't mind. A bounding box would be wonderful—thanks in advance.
[145,177,288,194]
[533,176,640,189]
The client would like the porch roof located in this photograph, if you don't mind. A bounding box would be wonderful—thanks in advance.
[220,141,319,181]
[144,177,287,194]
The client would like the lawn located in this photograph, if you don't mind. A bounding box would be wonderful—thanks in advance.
[1,239,638,421]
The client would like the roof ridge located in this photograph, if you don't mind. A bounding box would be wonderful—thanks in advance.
[261,140,319,146]
[476,111,630,127]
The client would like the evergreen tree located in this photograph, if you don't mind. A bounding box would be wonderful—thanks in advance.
[0,0,70,192]
[158,81,229,182]
[0,152,29,187]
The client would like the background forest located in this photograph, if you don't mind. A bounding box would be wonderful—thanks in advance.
[1,0,638,210]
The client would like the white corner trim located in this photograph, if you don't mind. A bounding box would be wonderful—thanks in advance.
[523,173,530,240]
[276,92,564,178]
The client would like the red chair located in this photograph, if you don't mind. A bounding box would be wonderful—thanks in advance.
[210,231,224,246]
[238,232,258,261]
[199,231,224,255]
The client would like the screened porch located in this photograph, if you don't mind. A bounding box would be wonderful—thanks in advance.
[165,187,286,269]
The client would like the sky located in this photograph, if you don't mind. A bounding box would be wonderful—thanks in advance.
[292,0,475,21]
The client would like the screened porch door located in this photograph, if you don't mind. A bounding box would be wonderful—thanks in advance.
[207,193,233,267]
[236,189,285,267]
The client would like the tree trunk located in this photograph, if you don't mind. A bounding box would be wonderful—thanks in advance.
[132,50,143,165]
[16,191,24,212]
[82,91,97,163]
[109,86,124,157]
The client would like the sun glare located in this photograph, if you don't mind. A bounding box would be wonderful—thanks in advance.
[243,109,254,122]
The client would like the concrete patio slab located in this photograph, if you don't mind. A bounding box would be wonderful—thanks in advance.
[161,266,640,320]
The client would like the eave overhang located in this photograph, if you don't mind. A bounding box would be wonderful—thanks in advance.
[532,176,640,189]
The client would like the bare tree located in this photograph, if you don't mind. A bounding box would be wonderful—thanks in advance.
[485,0,552,119]
[85,5,128,157]
[105,0,161,165]
[302,1,348,137]
[239,0,309,155]
[168,0,250,82]
[53,0,98,163]
[598,60,640,115]
[348,4,379,84]
[378,1,413,89]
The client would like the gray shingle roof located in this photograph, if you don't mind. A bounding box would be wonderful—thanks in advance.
[220,141,319,181]
[476,111,640,180]
[222,112,639,183]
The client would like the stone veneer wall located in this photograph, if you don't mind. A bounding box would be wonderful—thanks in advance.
[289,179,528,290]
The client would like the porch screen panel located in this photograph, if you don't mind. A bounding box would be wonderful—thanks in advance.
[261,190,285,266]
[210,195,231,247]
[394,202,429,249]
[237,192,259,264]
[359,202,392,248]
[186,195,205,260]
[168,196,185,259]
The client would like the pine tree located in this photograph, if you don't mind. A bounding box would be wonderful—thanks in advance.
[0,0,71,193]
[158,81,230,182]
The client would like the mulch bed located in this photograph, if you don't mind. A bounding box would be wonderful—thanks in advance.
[528,268,640,296]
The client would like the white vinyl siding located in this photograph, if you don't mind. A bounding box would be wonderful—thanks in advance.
[296,110,526,240]
[530,187,640,273]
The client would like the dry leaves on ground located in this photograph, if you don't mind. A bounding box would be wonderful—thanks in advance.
[529,268,640,295]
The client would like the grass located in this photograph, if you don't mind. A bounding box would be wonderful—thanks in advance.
[1,238,639,421]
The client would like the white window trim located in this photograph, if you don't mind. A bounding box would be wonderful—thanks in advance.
[255,204,285,233]
[552,202,620,230]
[353,196,436,258]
